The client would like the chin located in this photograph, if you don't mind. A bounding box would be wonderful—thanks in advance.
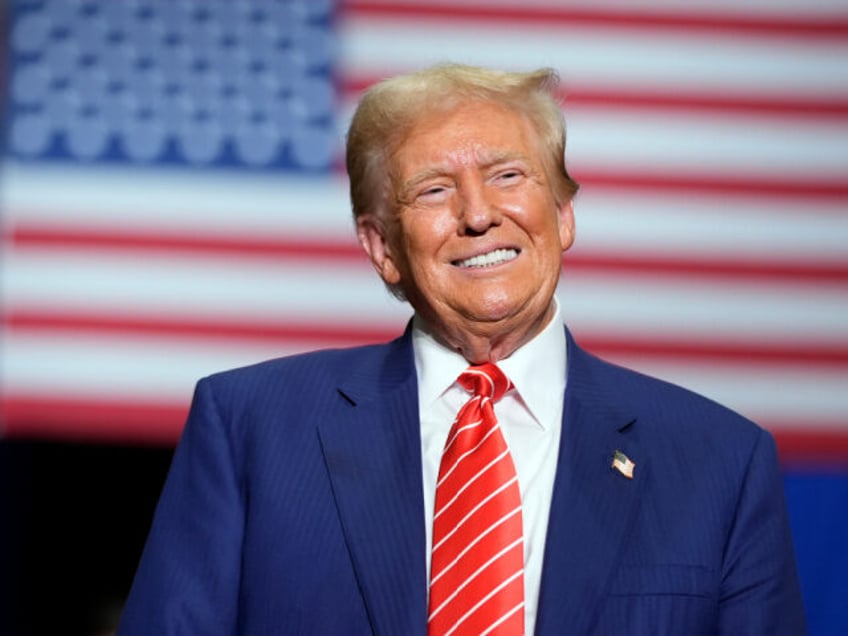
[464,295,528,324]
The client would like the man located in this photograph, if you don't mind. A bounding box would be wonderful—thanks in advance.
[119,65,805,635]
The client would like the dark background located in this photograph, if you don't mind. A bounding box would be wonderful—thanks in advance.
[2,439,848,636]
[0,440,172,636]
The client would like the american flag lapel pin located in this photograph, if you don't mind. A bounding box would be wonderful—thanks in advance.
[612,450,635,479]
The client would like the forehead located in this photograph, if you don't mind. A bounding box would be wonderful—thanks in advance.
[390,100,540,175]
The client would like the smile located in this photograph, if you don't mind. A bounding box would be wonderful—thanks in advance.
[454,248,519,269]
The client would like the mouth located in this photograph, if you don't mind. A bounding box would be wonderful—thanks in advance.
[453,248,520,269]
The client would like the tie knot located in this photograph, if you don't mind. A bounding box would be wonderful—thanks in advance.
[458,363,512,401]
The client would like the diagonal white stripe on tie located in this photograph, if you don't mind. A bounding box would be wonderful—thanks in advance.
[430,507,522,586]
[431,476,518,553]
[429,537,524,620]
[443,569,525,636]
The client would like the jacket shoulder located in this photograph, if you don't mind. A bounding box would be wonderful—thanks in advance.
[570,336,765,448]
[200,341,397,403]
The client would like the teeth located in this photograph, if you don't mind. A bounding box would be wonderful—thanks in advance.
[456,248,518,268]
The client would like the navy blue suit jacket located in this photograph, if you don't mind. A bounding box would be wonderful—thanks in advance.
[120,328,805,635]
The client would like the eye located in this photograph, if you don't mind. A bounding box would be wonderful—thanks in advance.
[495,168,523,184]
[416,183,451,204]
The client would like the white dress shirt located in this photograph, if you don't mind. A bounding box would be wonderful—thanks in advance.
[413,302,567,635]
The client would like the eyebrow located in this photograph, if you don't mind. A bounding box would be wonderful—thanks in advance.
[398,150,531,197]
[401,168,447,193]
[477,150,530,168]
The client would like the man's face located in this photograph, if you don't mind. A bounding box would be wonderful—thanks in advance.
[359,99,575,351]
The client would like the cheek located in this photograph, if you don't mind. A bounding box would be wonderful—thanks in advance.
[402,211,455,255]
[424,209,458,237]
[502,187,553,225]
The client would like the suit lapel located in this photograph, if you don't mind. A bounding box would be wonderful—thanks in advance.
[535,332,645,635]
[317,331,428,636]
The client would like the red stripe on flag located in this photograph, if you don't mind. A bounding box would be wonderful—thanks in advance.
[4,311,402,347]
[342,0,848,38]
[341,79,848,119]
[3,394,846,461]
[6,310,848,367]
[7,225,365,262]
[774,429,848,466]
[576,171,848,200]
[561,90,848,119]
[562,251,848,285]
[9,225,848,284]
[578,335,848,368]
[1,396,188,446]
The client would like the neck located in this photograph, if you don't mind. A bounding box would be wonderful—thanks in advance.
[421,301,556,364]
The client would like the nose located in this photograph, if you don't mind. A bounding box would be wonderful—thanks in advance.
[458,180,501,235]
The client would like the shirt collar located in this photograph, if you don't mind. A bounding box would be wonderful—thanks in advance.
[412,299,567,429]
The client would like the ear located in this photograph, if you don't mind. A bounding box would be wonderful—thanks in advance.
[557,198,576,252]
[356,215,402,286]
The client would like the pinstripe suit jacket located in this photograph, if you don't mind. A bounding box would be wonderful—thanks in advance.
[119,327,805,635]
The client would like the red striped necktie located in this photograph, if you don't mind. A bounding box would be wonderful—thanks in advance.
[428,363,525,636]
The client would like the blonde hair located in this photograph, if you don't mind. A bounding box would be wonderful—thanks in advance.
[346,63,580,223]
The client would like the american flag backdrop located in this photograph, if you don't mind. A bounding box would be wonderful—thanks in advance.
[2,0,847,460]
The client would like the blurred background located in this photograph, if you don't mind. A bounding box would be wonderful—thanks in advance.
[1,0,846,634]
